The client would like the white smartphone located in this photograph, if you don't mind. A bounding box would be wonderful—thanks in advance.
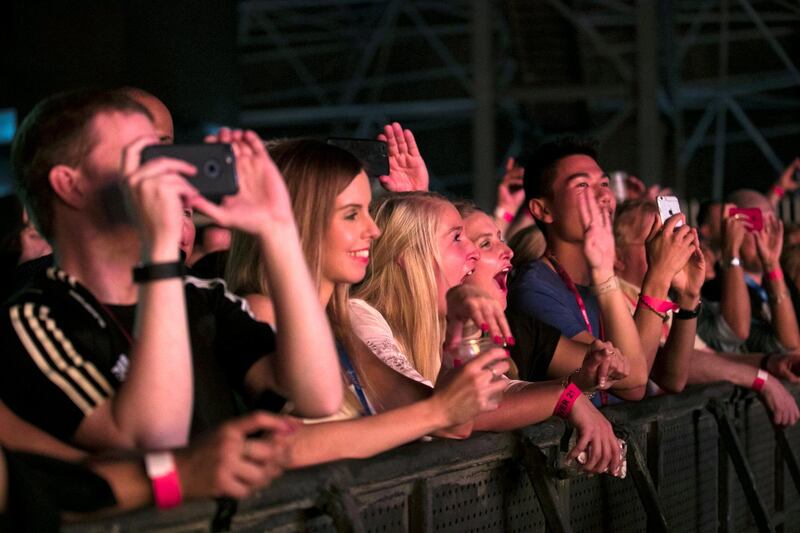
[656,195,683,227]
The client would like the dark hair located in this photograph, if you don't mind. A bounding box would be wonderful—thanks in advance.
[696,199,718,228]
[10,88,151,240]
[522,137,598,201]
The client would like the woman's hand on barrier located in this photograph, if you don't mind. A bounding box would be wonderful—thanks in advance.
[766,353,800,384]
[444,285,513,348]
[433,350,510,426]
[377,122,429,192]
[176,411,295,500]
[573,340,629,392]
[566,396,623,476]
[759,378,800,427]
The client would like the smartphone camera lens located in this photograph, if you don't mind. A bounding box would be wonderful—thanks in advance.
[203,159,221,179]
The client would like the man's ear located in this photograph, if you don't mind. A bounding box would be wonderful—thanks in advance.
[528,198,553,224]
[48,165,86,209]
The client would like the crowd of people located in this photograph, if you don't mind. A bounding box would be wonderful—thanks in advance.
[1,87,799,529]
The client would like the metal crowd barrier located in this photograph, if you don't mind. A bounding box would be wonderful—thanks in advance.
[67,383,800,533]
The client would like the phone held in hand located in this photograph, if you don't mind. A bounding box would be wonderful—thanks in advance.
[327,138,389,180]
[656,195,683,227]
[728,207,763,232]
[140,143,238,202]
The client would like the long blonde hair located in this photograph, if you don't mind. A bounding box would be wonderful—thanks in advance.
[225,138,376,416]
[355,192,452,383]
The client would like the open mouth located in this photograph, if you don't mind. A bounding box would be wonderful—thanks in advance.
[461,269,475,284]
[494,266,511,292]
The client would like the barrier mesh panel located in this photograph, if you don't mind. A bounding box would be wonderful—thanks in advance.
[659,411,718,532]
[727,400,776,531]
[430,460,545,532]
[359,489,409,532]
[783,422,800,531]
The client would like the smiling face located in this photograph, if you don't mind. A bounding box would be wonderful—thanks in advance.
[435,203,480,310]
[463,211,513,309]
[321,171,380,286]
[531,154,616,243]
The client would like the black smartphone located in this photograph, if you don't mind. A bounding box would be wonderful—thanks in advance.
[140,143,238,201]
[327,138,389,180]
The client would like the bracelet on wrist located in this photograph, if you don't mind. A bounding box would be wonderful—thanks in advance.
[590,275,620,295]
[674,301,702,320]
[145,451,183,509]
[722,256,742,269]
[772,185,785,199]
[766,268,784,282]
[553,383,582,418]
[562,368,596,399]
[133,261,186,283]
[637,294,678,321]
[494,207,515,223]
[751,369,769,392]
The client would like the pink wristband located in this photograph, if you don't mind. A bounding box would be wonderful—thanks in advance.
[145,452,183,509]
[553,383,581,418]
[495,207,514,223]
[638,294,680,314]
[772,185,785,199]
[751,369,769,392]
[767,268,784,281]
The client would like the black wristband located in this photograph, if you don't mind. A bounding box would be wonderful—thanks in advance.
[133,261,185,283]
[674,301,702,320]
[760,352,778,370]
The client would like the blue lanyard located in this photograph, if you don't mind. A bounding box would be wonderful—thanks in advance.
[744,273,769,304]
[337,343,373,416]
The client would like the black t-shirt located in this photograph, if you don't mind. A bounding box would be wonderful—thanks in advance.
[0,267,277,442]
[506,309,562,381]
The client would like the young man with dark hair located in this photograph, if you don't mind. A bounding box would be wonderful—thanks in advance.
[1,88,342,453]
[508,138,648,400]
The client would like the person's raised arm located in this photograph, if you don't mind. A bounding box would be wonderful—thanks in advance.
[718,206,751,339]
[494,158,528,238]
[767,157,799,208]
[578,192,647,397]
[196,129,342,418]
[377,122,429,192]
[75,139,197,451]
[757,214,800,351]
[649,226,704,392]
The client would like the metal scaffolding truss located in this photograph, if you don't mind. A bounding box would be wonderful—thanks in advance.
[506,0,800,199]
[237,0,515,201]
[237,1,799,202]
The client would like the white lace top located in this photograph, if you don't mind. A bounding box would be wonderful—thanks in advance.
[349,298,527,392]
[349,298,434,387]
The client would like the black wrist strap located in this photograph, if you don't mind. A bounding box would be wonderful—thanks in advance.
[133,261,186,283]
[674,301,702,320]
